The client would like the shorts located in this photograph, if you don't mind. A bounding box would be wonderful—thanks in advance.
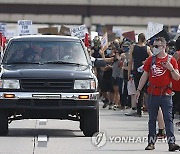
[112,77,120,86]
[101,78,114,92]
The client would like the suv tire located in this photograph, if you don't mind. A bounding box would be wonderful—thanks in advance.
[0,111,9,136]
[82,109,99,137]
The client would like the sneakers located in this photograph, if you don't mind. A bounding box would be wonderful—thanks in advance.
[145,143,180,151]
[113,105,118,111]
[134,113,142,117]
[175,121,180,127]
[125,109,137,116]
[168,143,180,151]
[145,144,155,150]
[102,99,109,108]
[109,102,113,110]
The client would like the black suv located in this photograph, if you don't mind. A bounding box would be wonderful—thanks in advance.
[0,35,99,137]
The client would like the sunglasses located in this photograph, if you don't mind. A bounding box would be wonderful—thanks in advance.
[153,45,163,48]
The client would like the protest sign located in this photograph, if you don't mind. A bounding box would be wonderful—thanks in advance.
[38,27,58,35]
[18,20,32,36]
[0,23,7,36]
[59,25,71,36]
[113,27,122,37]
[146,22,163,40]
[122,31,135,41]
[177,25,180,33]
[70,25,88,39]
[149,29,170,42]
[101,32,108,52]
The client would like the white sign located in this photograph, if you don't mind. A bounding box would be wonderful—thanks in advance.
[18,20,32,36]
[146,22,163,40]
[6,30,16,39]
[0,23,7,36]
[70,25,88,39]
[91,31,98,40]
[177,25,180,33]
[101,32,108,52]
[113,27,122,37]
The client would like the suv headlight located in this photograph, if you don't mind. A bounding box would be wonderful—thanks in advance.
[74,80,96,90]
[0,80,20,89]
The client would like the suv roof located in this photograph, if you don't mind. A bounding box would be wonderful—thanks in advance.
[9,35,81,42]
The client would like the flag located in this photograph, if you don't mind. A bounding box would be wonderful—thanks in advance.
[84,33,90,47]
[122,31,135,41]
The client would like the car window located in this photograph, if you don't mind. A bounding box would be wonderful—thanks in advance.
[4,41,88,65]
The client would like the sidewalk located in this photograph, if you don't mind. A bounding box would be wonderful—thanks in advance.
[95,102,180,154]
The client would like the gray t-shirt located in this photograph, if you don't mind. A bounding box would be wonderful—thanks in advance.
[112,60,123,78]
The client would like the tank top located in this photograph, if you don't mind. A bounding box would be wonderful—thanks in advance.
[112,60,121,78]
[132,45,149,72]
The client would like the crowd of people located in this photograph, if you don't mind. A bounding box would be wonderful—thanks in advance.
[88,33,180,151]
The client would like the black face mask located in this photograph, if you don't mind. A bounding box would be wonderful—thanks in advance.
[114,43,120,49]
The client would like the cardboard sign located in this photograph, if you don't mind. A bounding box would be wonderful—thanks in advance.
[101,32,108,52]
[59,25,71,36]
[70,25,88,39]
[122,31,135,41]
[18,20,32,36]
[38,27,58,35]
[108,33,116,42]
[146,22,163,40]
[0,23,7,36]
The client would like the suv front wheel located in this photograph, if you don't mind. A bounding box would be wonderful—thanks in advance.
[81,109,99,137]
[0,110,9,136]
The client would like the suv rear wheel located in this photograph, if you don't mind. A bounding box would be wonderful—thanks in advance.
[82,109,99,137]
[0,111,9,136]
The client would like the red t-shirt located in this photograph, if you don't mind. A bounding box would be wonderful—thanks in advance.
[172,51,180,91]
[143,55,178,95]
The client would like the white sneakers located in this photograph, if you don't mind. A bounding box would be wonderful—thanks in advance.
[125,109,137,116]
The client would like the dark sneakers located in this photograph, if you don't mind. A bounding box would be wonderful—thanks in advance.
[145,143,180,151]
[145,144,155,150]
[168,143,180,152]
[102,99,109,108]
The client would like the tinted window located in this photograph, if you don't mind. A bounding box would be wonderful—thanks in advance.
[3,41,88,65]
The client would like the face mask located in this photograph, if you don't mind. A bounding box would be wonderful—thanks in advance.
[114,43,119,49]
[123,46,129,52]
[106,49,111,55]
[152,47,161,56]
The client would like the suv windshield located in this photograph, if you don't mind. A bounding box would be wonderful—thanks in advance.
[4,41,88,65]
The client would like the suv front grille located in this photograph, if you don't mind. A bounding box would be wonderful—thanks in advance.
[21,79,73,91]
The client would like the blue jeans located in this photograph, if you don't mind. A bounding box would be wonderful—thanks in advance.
[147,95,175,144]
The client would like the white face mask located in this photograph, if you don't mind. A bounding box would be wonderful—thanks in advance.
[152,47,161,56]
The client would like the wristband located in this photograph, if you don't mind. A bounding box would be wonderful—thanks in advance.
[137,89,141,92]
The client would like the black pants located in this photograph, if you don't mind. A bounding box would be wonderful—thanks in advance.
[121,80,131,107]
[133,72,144,115]
[172,91,180,119]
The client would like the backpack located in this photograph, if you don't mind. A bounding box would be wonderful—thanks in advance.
[149,54,173,95]
[151,54,172,68]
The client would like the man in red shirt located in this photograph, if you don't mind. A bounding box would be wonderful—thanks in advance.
[135,37,180,151]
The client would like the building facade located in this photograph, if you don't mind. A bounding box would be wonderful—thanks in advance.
[0,0,179,27]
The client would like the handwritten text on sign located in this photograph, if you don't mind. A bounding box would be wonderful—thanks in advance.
[70,25,88,39]
[18,20,32,36]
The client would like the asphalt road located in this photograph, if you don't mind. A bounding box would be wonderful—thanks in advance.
[0,102,179,154]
